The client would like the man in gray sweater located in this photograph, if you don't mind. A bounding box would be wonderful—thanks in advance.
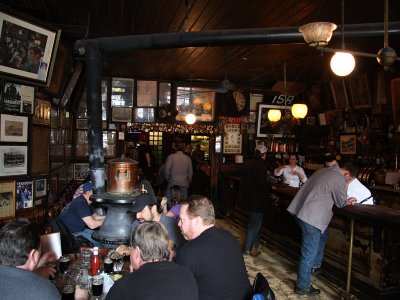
[287,161,357,296]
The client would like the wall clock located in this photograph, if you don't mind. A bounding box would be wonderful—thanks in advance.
[223,123,242,154]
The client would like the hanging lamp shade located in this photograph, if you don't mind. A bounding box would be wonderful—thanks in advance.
[185,113,196,125]
[292,104,308,119]
[299,22,337,47]
[267,109,282,122]
[330,51,356,76]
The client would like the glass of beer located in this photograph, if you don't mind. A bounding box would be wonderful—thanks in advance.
[103,257,114,273]
[91,274,104,297]
[58,256,70,274]
[61,284,74,300]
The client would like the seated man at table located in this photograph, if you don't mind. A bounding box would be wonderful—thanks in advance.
[106,221,198,300]
[0,218,60,300]
[59,181,105,248]
[128,193,185,258]
[176,195,252,300]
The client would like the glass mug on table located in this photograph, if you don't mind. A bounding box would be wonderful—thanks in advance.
[80,248,92,269]
[58,256,71,274]
[91,274,104,297]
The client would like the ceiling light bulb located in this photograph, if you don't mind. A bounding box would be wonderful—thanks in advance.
[267,109,281,122]
[185,113,196,124]
[292,104,308,119]
[330,52,356,76]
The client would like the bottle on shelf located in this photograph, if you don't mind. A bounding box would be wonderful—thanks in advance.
[91,247,101,276]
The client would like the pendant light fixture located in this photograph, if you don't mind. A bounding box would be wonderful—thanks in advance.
[185,74,196,125]
[300,0,399,74]
[329,0,355,76]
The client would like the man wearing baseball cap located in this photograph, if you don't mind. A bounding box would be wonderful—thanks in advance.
[59,181,106,248]
[129,193,185,258]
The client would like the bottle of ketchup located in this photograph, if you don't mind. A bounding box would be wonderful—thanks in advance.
[91,247,100,276]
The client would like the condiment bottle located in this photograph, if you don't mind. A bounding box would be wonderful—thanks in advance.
[91,247,100,276]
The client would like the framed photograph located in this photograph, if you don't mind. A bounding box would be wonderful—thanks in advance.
[74,163,90,180]
[76,118,88,129]
[0,114,28,142]
[256,104,292,137]
[0,10,60,86]
[35,178,47,198]
[137,80,157,106]
[340,135,357,155]
[0,145,28,176]
[176,86,215,122]
[330,79,349,110]
[32,99,51,125]
[0,180,16,219]
[112,106,133,122]
[1,82,34,114]
[16,180,33,209]
[349,74,371,109]
[134,107,155,123]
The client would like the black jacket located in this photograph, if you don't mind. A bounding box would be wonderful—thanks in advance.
[238,157,272,212]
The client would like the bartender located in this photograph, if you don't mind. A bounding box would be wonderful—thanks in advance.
[274,154,307,187]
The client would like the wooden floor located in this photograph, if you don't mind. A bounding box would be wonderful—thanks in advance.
[215,218,351,300]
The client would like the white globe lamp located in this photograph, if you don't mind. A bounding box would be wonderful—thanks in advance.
[330,52,355,76]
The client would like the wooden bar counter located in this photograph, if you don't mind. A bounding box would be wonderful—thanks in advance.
[221,175,400,299]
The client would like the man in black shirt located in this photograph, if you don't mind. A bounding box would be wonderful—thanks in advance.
[176,195,252,300]
[106,222,198,300]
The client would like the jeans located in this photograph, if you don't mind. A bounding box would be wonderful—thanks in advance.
[244,212,264,252]
[73,228,103,248]
[295,217,328,289]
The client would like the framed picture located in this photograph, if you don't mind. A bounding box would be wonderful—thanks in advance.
[256,104,292,137]
[75,144,88,157]
[112,106,133,122]
[137,80,157,106]
[306,116,316,125]
[340,135,357,155]
[76,118,88,129]
[176,86,215,122]
[349,74,371,109]
[1,82,34,114]
[134,107,155,123]
[318,113,327,125]
[330,79,349,110]
[223,123,242,154]
[0,10,61,86]
[35,178,47,198]
[76,130,88,144]
[250,93,263,111]
[0,145,28,176]
[0,180,16,219]
[74,163,90,180]
[16,180,33,209]
[32,99,51,125]
[0,114,28,142]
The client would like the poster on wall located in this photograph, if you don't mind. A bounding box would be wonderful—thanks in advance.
[16,180,33,209]
[1,82,35,114]
[0,180,16,219]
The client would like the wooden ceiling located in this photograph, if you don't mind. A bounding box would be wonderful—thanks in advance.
[2,0,400,91]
